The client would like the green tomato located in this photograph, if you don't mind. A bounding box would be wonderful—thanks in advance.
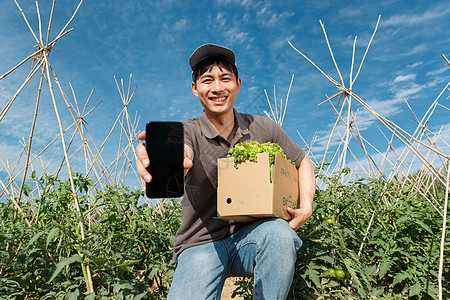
[321,214,326,220]
[326,217,334,225]
[328,268,335,275]
[335,270,345,278]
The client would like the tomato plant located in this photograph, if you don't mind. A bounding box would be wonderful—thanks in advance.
[0,173,181,299]
[1,169,448,299]
[287,169,449,299]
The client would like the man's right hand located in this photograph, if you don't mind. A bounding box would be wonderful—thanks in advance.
[136,131,193,183]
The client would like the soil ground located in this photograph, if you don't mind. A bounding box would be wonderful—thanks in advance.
[221,277,243,300]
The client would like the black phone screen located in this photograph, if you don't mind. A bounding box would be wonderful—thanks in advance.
[145,121,184,198]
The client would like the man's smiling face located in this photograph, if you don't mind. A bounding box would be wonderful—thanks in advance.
[192,64,241,118]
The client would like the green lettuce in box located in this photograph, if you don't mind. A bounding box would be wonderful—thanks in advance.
[227,141,295,182]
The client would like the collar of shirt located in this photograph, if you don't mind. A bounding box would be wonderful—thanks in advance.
[198,109,250,145]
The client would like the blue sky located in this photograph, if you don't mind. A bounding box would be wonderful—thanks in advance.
[0,0,449,187]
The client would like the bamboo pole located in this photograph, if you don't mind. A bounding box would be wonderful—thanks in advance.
[442,54,450,66]
[49,65,112,186]
[0,48,45,81]
[319,19,344,86]
[264,89,277,122]
[13,0,40,44]
[281,74,294,127]
[349,91,448,186]
[42,51,94,293]
[36,1,43,46]
[263,74,294,127]
[0,177,31,227]
[0,59,44,122]
[317,94,347,176]
[45,1,56,47]
[54,0,84,40]
[351,15,381,86]
[438,162,449,300]
[341,36,357,177]
[17,63,45,203]
[324,98,372,174]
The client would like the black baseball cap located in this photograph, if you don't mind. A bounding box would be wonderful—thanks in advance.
[189,43,235,70]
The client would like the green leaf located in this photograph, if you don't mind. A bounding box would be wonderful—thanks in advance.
[148,267,159,279]
[409,282,421,297]
[134,292,149,300]
[48,254,82,282]
[424,281,439,298]
[113,282,134,294]
[365,264,377,276]
[395,215,409,224]
[305,265,320,287]
[316,253,334,264]
[416,220,433,234]
[393,271,410,286]
[369,287,384,297]
[378,259,392,278]
[46,227,60,247]
[84,294,96,300]
[343,258,364,290]
[27,231,45,248]
[66,289,80,300]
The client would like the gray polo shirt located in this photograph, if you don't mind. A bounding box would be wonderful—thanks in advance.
[172,110,305,263]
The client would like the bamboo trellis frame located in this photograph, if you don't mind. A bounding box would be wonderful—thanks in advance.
[287,16,449,299]
[0,0,144,294]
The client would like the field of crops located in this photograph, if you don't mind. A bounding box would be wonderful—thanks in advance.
[0,169,448,299]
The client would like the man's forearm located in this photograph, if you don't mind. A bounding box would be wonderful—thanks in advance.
[297,155,316,211]
[287,155,316,230]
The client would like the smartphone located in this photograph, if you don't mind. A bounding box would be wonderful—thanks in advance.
[145,121,184,198]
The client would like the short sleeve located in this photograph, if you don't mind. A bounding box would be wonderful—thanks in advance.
[183,120,194,150]
[266,117,306,166]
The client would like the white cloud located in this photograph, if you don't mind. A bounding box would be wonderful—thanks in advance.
[215,0,254,9]
[404,43,428,56]
[224,27,251,45]
[173,19,187,31]
[214,12,227,27]
[393,74,416,83]
[395,84,424,99]
[383,4,450,27]
[271,35,295,50]
[337,8,363,19]
[263,11,295,27]
[407,61,423,68]
[257,4,269,16]
[426,66,449,77]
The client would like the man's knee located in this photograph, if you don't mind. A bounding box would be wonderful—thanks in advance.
[169,242,228,299]
[177,242,227,275]
[257,218,302,256]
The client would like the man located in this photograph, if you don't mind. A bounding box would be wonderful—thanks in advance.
[136,44,316,299]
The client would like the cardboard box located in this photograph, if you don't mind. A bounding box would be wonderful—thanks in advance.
[217,152,299,222]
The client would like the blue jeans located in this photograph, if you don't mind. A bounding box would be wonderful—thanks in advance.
[167,217,302,299]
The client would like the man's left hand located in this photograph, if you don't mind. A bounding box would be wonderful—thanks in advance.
[287,206,312,231]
